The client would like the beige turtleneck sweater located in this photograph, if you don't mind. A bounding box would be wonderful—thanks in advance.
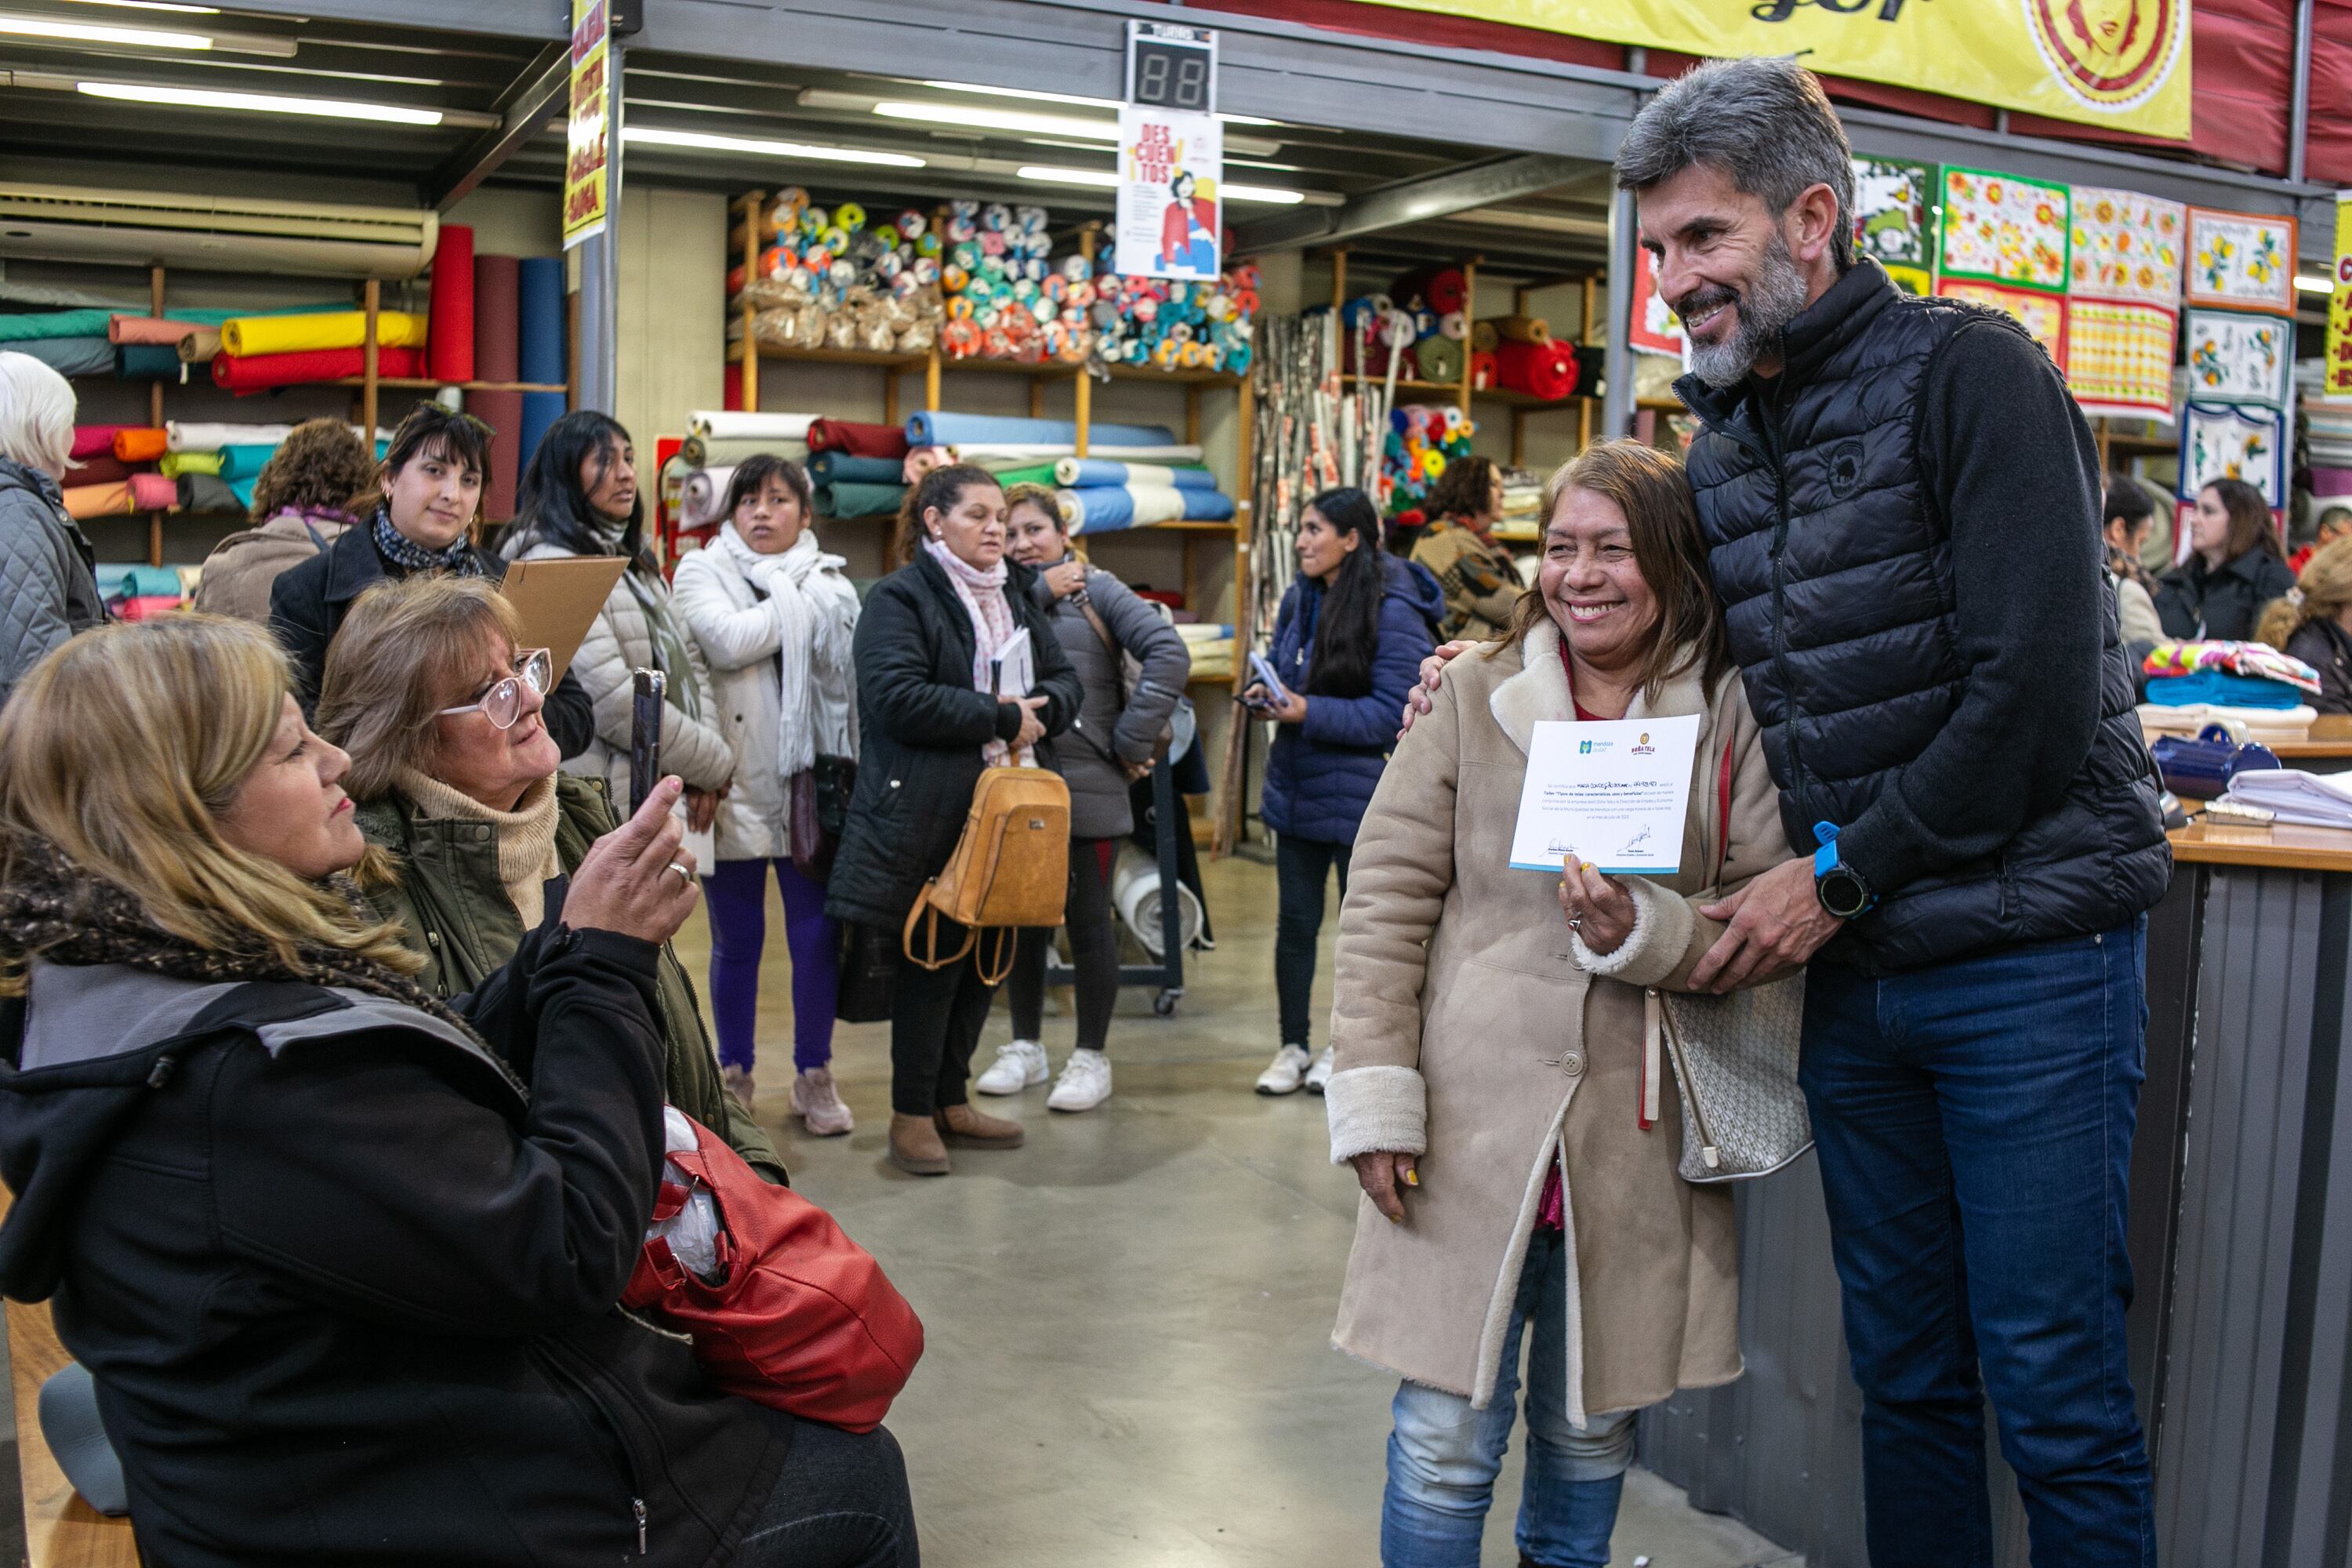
[394,768,565,928]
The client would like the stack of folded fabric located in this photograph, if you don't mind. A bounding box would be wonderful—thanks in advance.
[94,564,198,620]
[1177,622,1234,683]
[2138,639,2320,746]
[2221,768,2352,829]
[896,412,1219,532]
[2308,401,2352,474]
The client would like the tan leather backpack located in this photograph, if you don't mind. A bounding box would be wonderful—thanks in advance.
[902,764,1071,983]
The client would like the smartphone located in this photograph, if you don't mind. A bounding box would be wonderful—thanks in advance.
[629,667,666,815]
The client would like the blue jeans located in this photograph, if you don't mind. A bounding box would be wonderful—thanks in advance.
[1383,1229,1636,1568]
[1802,923,2155,1567]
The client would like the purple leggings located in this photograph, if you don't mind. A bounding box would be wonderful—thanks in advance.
[702,856,838,1074]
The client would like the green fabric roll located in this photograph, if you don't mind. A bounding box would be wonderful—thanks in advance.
[215,445,278,482]
[12,337,113,376]
[114,344,186,380]
[159,451,223,478]
[0,310,114,343]
[985,462,1062,488]
[806,452,905,485]
[1414,334,1465,385]
[813,481,907,520]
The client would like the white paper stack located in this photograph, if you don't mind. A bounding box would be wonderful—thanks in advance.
[2222,768,2352,829]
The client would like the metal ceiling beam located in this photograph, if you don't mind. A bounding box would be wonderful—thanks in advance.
[423,42,568,209]
[1233,154,1585,252]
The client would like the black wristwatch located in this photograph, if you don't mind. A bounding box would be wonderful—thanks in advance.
[1813,822,1876,920]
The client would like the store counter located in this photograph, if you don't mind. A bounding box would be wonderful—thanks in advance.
[2268,712,2352,775]
[1639,824,2352,1566]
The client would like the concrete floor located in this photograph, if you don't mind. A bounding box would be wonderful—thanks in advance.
[672,849,1795,1568]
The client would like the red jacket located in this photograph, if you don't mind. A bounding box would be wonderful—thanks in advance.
[1160,196,1218,267]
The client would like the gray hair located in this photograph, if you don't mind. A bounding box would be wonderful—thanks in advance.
[0,351,77,478]
[1615,56,1856,274]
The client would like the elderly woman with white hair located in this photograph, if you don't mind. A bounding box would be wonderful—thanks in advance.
[0,351,105,707]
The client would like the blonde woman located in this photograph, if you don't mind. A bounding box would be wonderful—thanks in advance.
[0,615,920,1566]
[2256,536,2352,712]
[1329,443,1793,1566]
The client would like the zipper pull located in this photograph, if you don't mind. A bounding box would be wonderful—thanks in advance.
[633,1497,648,1556]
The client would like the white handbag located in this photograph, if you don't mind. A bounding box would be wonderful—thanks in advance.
[1648,979,1812,1183]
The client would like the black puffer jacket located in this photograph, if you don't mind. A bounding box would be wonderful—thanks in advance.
[0,922,787,1566]
[1677,260,2169,972]
[826,548,1083,930]
[2154,546,2296,642]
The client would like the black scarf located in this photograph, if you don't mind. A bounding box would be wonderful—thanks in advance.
[372,506,485,579]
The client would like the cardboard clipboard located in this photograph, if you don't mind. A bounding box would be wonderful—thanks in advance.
[499,556,628,684]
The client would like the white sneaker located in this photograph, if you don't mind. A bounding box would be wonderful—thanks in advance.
[975,1039,1049,1095]
[1305,1046,1336,1095]
[1255,1044,1313,1096]
[1046,1048,1112,1112]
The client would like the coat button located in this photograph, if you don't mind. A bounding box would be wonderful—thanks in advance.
[890,779,902,789]
[1560,1051,1584,1076]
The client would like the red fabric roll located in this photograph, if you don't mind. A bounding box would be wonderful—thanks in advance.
[130,473,179,510]
[727,264,746,298]
[65,452,133,485]
[111,427,168,463]
[1420,269,1467,317]
[474,254,521,383]
[71,425,129,460]
[1469,349,1501,391]
[1494,339,1578,401]
[428,223,476,384]
[470,389,524,523]
[114,595,183,622]
[804,419,911,459]
[210,347,424,393]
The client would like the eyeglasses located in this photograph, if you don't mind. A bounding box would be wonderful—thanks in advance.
[436,649,552,731]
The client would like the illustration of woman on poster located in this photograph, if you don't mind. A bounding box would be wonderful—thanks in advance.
[1159,170,1218,277]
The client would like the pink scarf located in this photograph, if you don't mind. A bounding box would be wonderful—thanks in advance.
[925,538,1023,765]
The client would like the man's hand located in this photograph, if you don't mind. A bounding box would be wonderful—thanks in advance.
[1399,639,1481,735]
[1352,1150,1421,1223]
[562,776,699,944]
[1689,858,1842,993]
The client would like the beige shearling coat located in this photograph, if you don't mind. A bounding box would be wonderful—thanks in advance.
[1323,619,1794,1420]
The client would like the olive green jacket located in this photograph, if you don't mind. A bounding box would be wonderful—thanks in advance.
[354,773,787,1185]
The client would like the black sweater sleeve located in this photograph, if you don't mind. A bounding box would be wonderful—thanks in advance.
[1835,320,2107,894]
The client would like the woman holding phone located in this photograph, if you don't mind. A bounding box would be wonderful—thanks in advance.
[1243,487,1443,1097]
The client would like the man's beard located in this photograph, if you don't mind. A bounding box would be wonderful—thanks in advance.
[1681,234,1813,389]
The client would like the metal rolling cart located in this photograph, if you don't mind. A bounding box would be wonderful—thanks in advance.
[1044,757,1189,1016]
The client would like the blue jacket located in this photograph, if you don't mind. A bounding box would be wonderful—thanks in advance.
[1260,555,1443,845]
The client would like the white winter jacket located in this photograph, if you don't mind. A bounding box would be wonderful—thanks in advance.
[507,539,735,802]
[670,532,858,860]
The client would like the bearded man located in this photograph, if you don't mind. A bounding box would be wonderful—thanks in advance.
[1619,56,2167,1567]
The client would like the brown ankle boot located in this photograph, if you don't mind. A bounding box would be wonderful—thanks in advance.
[887,1113,950,1176]
[935,1102,1025,1149]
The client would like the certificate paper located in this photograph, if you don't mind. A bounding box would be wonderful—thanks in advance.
[1508,716,1703,876]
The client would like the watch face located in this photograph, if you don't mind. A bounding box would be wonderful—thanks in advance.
[1820,868,1869,920]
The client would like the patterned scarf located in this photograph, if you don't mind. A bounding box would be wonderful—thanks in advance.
[592,517,704,723]
[0,833,497,1066]
[372,506,486,579]
[924,538,1023,766]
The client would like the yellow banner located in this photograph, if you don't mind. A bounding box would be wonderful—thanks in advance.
[2325,195,2352,404]
[1352,0,2190,141]
[562,0,611,249]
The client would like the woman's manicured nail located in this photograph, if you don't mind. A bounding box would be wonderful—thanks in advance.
[1403,1169,1419,1187]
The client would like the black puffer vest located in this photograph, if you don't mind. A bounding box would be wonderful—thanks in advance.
[1677,262,2169,972]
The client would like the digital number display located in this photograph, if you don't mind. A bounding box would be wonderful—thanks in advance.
[1127,24,1215,114]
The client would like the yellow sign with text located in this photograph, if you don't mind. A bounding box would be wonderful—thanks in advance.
[2324,194,2352,403]
[1354,0,2190,141]
[562,0,611,249]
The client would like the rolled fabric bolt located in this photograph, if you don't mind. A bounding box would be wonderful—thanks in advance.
[111,428,168,463]
[220,311,428,357]
[1471,319,1501,352]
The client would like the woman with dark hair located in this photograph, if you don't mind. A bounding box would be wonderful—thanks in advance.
[2154,477,2296,641]
[1159,169,1218,276]
[270,402,595,758]
[502,411,733,837]
[672,454,860,1131]
[1243,486,1443,1096]
[192,418,376,623]
[826,464,1083,1176]
[1410,453,1523,641]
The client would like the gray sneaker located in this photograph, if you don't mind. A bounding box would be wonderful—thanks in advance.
[1255,1044,1313,1096]
[791,1068,854,1137]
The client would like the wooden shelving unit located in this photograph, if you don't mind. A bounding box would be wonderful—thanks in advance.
[724,189,1254,630]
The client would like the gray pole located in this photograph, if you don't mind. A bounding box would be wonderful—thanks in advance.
[573,35,622,415]
[2290,0,2316,184]
[1599,47,1648,443]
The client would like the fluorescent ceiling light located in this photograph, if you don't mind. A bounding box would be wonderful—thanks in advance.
[917,80,1281,127]
[1015,164,1307,205]
[75,80,442,125]
[625,125,926,167]
[60,0,218,10]
[875,100,1116,141]
[0,14,209,45]
[2296,274,2336,295]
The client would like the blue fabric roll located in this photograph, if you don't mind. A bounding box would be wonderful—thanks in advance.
[807,452,904,485]
[114,345,187,381]
[520,390,567,472]
[518,257,565,386]
[1056,485,1236,533]
[903,410,1175,449]
[2141,670,2304,710]
[94,564,187,599]
[12,337,113,377]
[215,445,278,482]
[1057,458,1218,491]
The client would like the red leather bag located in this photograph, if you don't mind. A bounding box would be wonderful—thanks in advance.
[621,1116,924,1433]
